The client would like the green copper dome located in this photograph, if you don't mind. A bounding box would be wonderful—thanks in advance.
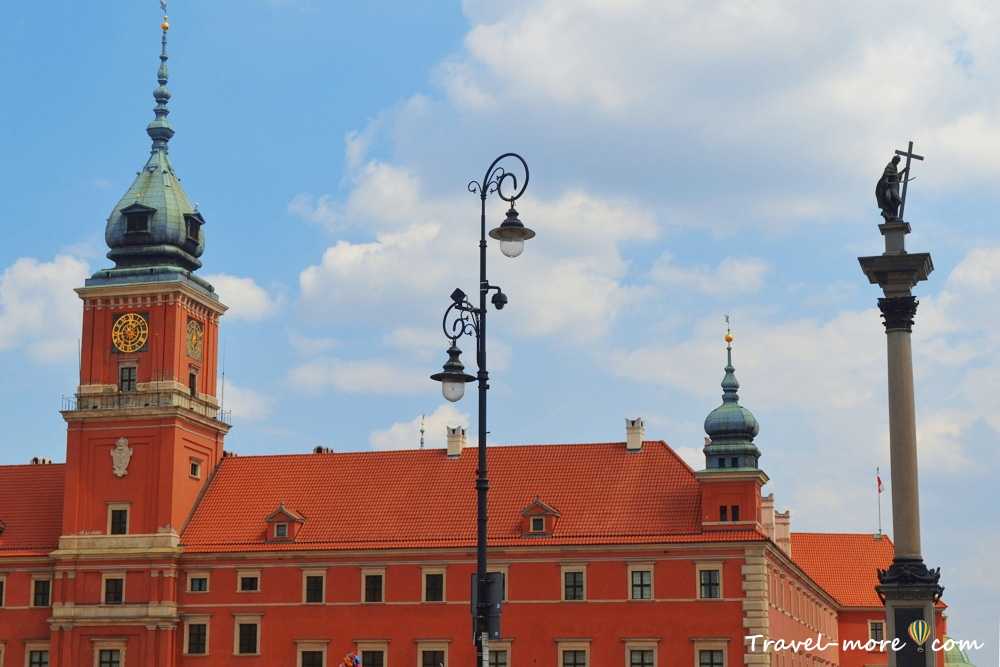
[703,340,761,469]
[88,14,214,295]
[943,638,976,667]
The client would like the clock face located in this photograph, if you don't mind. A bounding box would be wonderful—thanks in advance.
[112,313,149,353]
[186,319,204,360]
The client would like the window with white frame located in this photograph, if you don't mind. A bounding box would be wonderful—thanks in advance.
[25,644,50,667]
[297,641,328,667]
[869,620,885,642]
[237,569,260,592]
[187,572,209,593]
[418,642,448,667]
[107,504,130,536]
[275,523,289,539]
[628,564,653,600]
[183,617,209,655]
[423,567,445,602]
[489,649,508,667]
[356,642,387,667]
[233,615,261,655]
[94,641,126,667]
[189,458,202,480]
[562,565,586,601]
[32,576,51,607]
[102,573,125,605]
[303,570,325,604]
[559,643,589,667]
[626,642,657,667]
[697,562,723,599]
[693,642,727,667]
[362,568,384,603]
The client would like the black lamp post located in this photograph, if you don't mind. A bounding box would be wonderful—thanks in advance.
[430,153,534,666]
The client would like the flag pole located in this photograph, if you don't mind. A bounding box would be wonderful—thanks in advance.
[876,467,883,538]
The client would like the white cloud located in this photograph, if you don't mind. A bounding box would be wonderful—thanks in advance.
[288,357,427,395]
[288,332,338,356]
[203,274,279,321]
[370,403,471,451]
[0,255,89,363]
[650,254,769,296]
[288,193,339,229]
[221,381,273,421]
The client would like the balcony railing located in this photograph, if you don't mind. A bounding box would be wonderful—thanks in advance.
[61,391,232,425]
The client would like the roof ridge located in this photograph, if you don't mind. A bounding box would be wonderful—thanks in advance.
[0,462,65,470]
[216,441,658,460]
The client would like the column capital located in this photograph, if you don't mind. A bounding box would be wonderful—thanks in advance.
[877,558,944,602]
[878,296,919,332]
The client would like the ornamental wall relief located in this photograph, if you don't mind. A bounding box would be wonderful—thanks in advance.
[111,437,133,478]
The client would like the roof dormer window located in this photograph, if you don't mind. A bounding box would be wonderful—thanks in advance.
[184,212,204,243]
[520,496,560,538]
[531,517,545,533]
[265,503,305,542]
[121,203,156,235]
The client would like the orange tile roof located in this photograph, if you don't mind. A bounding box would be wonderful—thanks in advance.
[791,532,894,608]
[182,442,768,553]
[0,464,65,556]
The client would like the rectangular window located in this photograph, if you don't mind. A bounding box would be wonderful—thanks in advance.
[870,621,885,642]
[489,650,508,667]
[104,577,124,605]
[275,523,289,538]
[564,569,585,601]
[731,505,740,521]
[28,650,50,667]
[699,650,724,667]
[238,623,258,655]
[109,508,128,535]
[98,649,121,667]
[630,569,652,600]
[32,579,51,607]
[699,568,721,599]
[187,623,208,655]
[719,505,728,522]
[364,573,383,602]
[190,459,202,479]
[119,366,137,392]
[360,650,384,667]
[300,651,324,667]
[562,650,587,667]
[630,649,655,667]
[126,213,149,234]
[239,574,260,592]
[305,575,324,603]
[189,575,209,592]
[530,516,545,532]
[188,372,197,397]
[422,650,445,667]
[424,571,444,602]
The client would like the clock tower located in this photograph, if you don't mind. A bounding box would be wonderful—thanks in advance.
[50,9,228,665]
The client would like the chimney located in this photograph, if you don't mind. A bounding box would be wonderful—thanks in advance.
[774,509,792,557]
[760,493,776,540]
[625,418,645,451]
[446,426,466,458]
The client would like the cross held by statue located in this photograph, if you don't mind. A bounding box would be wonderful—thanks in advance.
[894,140,924,222]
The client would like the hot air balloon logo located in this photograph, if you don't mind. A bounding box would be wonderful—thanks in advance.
[908,619,931,647]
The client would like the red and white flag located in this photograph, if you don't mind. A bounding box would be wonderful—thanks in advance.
[876,468,884,494]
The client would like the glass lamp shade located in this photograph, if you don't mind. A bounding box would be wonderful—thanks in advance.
[499,239,524,258]
[441,380,466,402]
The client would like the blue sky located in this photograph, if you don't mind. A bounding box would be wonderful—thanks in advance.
[1,1,998,661]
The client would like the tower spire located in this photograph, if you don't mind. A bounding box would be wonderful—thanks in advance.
[702,316,761,470]
[148,0,175,153]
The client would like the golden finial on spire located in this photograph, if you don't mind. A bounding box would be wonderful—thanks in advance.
[160,0,169,30]
[724,314,734,345]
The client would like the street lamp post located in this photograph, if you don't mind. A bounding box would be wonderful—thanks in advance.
[430,153,534,666]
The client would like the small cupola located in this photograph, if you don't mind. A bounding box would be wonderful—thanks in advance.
[265,503,305,542]
[520,497,560,537]
[703,326,761,470]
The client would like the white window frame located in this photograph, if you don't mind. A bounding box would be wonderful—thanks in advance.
[416,641,449,667]
[93,640,127,667]
[624,641,659,667]
[30,575,52,608]
[487,565,509,601]
[487,640,512,667]
[189,457,203,480]
[297,641,329,667]
[183,616,210,656]
[692,641,728,667]
[187,571,210,593]
[422,567,446,603]
[561,565,587,602]
[101,572,126,605]
[233,614,262,656]
[106,503,131,535]
[355,641,388,667]
[627,563,654,601]
[557,641,590,667]
[237,569,261,593]
[868,620,886,642]
[302,569,326,604]
[530,516,545,533]
[274,523,289,539]
[696,562,724,600]
[362,568,385,603]
[24,643,50,667]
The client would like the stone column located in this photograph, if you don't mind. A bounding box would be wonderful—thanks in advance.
[859,221,943,667]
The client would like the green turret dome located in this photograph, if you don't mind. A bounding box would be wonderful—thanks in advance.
[703,333,761,470]
[87,14,214,295]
